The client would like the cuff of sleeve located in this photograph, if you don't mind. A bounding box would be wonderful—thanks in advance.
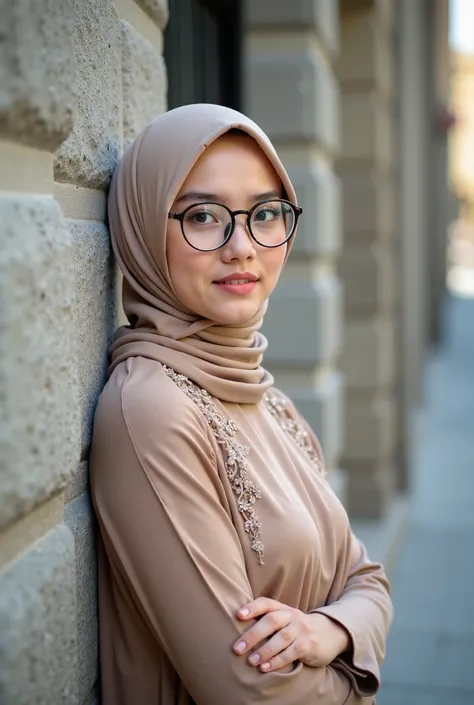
[309,608,380,698]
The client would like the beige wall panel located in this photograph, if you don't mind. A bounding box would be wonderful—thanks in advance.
[340,244,395,313]
[245,50,339,152]
[245,0,338,54]
[341,319,395,388]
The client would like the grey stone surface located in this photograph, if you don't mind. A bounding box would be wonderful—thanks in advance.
[289,163,342,257]
[264,274,342,365]
[280,371,344,469]
[135,0,169,29]
[245,51,339,152]
[378,295,474,704]
[54,0,121,189]
[0,0,77,150]
[0,524,78,704]
[64,493,98,704]
[0,196,80,528]
[245,0,339,54]
[69,220,115,456]
[121,19,167,146]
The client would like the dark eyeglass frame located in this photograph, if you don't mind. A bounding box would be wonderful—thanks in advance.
[168,198,303,252]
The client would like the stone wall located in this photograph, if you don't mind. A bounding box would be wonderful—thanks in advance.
[244,0,345,497]
[337,0,398,518]
[0,1,167,702]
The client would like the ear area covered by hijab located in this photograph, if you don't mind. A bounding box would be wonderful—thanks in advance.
[107,103,298,404]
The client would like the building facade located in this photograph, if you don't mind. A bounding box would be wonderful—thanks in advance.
[0,1,450,702]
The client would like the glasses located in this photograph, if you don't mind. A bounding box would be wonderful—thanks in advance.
[168,199,303,252]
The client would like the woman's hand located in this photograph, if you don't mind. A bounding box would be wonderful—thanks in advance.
[233,598,350,673]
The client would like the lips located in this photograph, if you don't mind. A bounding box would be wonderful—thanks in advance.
[213,272,259,284]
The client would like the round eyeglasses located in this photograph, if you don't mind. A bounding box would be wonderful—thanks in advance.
[168,199,303,252]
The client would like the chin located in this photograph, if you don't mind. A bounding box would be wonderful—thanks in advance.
[210,301,263,326]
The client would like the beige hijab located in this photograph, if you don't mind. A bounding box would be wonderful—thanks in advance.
[107,103,297,404]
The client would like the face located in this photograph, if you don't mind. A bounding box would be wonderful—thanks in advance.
[166,133,288,325]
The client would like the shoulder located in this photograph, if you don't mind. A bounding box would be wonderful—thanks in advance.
[264,386,325,469]
[94,357,213,442]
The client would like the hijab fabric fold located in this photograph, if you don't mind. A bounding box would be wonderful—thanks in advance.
[107,103,297,404]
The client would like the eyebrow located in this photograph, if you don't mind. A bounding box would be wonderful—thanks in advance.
[175,189,282,204]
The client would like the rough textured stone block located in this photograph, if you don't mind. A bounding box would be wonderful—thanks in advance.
[340,170,395,240]
[69,220,115,456]
[288,161,342,257]
[341,319,395,389]
[135,0,168,28]
[54,0,121,189]
[0,196,80,529]
[0,0,76,150]
[121,19,167,146]
[344,396,396,460]
[64,494,98,704]
[245,0,338,54]
[245,51,339,152]
[0,524,78,704]
[340,244,395,313]
[341,92,393,166]
[264,274,342,366]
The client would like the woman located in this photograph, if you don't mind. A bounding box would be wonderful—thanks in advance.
[90,103,392,705]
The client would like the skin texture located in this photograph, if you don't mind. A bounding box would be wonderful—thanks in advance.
[234,598,350,674]
[166,133,351,674]
[166,133,288,326]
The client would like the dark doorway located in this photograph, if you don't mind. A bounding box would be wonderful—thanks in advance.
[164,0,242,111]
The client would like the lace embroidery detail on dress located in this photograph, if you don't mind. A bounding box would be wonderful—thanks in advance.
[162,365,265,565]
[263,392,326,476]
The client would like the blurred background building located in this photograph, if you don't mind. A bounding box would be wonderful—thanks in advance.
[0,0,471,703]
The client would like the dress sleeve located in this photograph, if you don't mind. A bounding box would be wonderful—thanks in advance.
[91,363,369,705]
[268,388,393,698]
[310,534,393,698]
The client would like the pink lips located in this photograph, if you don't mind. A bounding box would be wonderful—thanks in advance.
[213,272,259,295]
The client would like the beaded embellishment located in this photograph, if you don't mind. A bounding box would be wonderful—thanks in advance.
[162,366,265,565]
[263,393,326,476]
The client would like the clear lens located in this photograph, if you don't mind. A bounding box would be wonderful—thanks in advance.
[182,203,232,251]
[250,201,295,246]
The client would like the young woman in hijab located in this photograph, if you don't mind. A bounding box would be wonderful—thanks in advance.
[90,103,392,705]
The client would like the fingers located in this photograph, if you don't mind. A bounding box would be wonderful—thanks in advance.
[247,626,297,672]
[237,597,282,620]
[234,609,291,656]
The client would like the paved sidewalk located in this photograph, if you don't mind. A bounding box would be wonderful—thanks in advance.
[378,294,474,705]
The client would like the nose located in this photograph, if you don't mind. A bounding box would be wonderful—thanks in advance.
[222,215,256,261]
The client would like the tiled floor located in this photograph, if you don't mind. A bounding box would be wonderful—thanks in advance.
[378,294,474,705]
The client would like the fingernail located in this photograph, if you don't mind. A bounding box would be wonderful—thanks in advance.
[239,608,249,617]
[249,654,260,665]
[261,663,270,671]
[234,641,246,654]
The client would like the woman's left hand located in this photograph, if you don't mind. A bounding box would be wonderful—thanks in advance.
[233,598,350,673]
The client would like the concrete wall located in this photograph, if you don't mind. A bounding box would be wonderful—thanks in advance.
[244,0,345,498]
[337,0,398,518]
[0,1,167,702]
[450,52,474,222]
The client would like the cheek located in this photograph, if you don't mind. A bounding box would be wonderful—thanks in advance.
[261,245,287,280]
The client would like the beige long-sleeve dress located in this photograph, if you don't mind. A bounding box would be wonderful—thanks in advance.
[90,356,392,705]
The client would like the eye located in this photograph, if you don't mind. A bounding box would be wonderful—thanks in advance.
[185,207,219,226]
[253,205,281,222]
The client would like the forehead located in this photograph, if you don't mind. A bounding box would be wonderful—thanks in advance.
[180,133,281,189]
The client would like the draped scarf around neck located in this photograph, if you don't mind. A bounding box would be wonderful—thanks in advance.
[107,103,297,404]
